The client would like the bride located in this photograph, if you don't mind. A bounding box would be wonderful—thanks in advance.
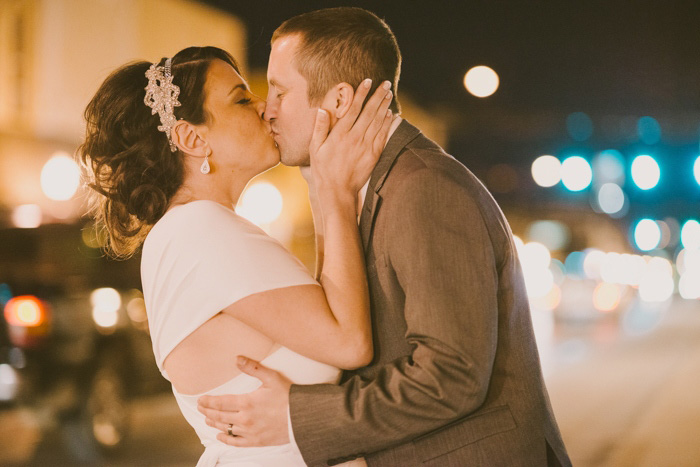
[79,46,393,466]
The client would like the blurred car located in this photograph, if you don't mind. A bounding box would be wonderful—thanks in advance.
[0,221,169,461]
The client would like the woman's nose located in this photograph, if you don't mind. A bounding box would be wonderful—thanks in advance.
[254,96,266,117]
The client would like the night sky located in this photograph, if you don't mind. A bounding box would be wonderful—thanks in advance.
[201,0,700,196]
[203,2,700,113]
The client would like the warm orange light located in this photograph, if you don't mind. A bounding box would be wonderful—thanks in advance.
[593,283,622,312]
[4,296,46,327]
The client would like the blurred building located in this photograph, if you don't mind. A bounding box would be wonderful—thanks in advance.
[0,0,450,271]
[0,0,246,223]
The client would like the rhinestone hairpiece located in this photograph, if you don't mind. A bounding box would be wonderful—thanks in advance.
[144,57,181,152]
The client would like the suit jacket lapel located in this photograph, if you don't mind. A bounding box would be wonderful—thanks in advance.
[359,120,422,250]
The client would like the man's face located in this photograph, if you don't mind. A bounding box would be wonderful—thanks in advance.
[265,35,318,167]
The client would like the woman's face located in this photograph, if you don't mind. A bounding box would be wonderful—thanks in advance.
[201,59,279,175]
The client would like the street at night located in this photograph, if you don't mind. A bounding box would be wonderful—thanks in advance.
[1,1,700,465]
[1,297,699,466]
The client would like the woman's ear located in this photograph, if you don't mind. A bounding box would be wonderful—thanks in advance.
[172,120,208,156]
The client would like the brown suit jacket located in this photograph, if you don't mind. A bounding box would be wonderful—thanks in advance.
[290,120,571,466]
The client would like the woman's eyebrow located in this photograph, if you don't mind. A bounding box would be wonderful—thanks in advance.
[228,83,247,96]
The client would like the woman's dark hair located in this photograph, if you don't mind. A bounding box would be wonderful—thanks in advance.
[78,46,239,258]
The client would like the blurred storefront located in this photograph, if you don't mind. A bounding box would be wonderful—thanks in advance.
[0,0,246,225]
[0,0,449,271]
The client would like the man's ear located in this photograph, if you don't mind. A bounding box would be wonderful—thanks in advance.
[172,120,208,156]
[322,82,354,121]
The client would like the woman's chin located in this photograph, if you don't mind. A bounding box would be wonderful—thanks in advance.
[262,153,281,173]
[270,147,282,165]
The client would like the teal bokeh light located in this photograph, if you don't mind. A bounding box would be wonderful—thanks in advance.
[631,155,660,190]
[637,116,662,145]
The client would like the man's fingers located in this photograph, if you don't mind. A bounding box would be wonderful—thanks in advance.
[206,417,240,433]
[200,407,241,426]
[236,356,278,385]
[197,394,241,412]
[309,109,330,157]
[333,78,372,134]
[216,432,257,447]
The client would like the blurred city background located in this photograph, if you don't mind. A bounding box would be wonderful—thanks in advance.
[0,0,699,465]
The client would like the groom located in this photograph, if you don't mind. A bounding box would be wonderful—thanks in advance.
[199,7,570,466]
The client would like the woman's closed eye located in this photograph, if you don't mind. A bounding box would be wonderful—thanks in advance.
[237,97,251,105]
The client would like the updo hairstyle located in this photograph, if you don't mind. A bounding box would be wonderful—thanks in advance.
[78,46,240,258]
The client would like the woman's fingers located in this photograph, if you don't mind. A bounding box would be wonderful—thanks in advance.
[347,82,392,140]
[309,109,331,157]
[332,79,372,134]
[372,108,394,157]
[363,86,393,145]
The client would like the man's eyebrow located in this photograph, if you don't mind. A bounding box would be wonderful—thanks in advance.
[269,79,286,90]
[228,84,247,96]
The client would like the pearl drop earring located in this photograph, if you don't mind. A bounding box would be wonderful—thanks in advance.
[200,148,211,174]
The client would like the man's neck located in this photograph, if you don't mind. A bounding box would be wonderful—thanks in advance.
[302,114,402,278]
[299,115,403,184]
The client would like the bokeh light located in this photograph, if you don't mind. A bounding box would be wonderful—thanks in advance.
[566,112,593,142]
[631,155,660,190]
[583,249,605,280]
[0,363,18,401]
[564,251,586,278]
[638,261,674,302]
[40,152,81,201]
[530,283,562,312]
[463,66,499,98]
[521,242,551,270]
[561,156,592,191]
[593,150,625,184]
[633,219,661,251]
[513,235,525,253]
[600,253,646,286]
[526,220,570,251]
[655,220,671,250]
[4,298,43,326]
[679,273,700,300]
[596,183,626,215]
[694,156,700,186]
[637,116,662,145]
[550,259,566,285]
[680,219,700,249]
[593,283,623,312]
[236,182,284,226]
[520,242,553,299]
[90,287,121,328]
[676,248,700,276]
[531,155,561,188]
[81,224,107,249]
[11,204,42,228]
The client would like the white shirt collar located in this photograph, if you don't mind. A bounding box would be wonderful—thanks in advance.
[356,116,402,218]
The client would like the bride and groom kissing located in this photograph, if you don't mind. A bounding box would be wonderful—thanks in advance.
[81,6,570,467]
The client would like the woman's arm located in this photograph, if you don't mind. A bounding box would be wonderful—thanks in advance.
[223,81,393,369]
[298,166,324,281]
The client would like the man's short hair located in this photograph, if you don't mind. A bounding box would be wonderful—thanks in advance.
[272,7,402,113]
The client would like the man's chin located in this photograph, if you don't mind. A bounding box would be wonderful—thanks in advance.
[280,153,311,168]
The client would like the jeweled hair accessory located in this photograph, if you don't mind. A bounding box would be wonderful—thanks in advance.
[144,57,181,152]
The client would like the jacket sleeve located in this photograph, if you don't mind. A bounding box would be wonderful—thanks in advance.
[289,166,503,466]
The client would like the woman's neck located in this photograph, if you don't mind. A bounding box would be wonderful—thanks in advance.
[169,169,252,211]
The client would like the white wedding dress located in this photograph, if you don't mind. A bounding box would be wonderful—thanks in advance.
[141,200,365,466]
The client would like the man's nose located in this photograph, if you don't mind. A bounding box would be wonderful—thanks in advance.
[263,102,275,122]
